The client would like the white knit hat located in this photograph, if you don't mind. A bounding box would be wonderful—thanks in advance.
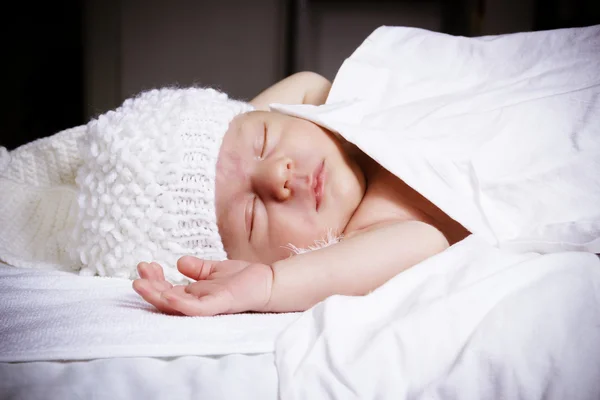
[0,87,253,283]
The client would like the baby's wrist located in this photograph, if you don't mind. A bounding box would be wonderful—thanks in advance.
[252,262,275,313]
[257,263,277,313]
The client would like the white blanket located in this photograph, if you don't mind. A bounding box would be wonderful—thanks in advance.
[276,235,600,399]
[271,25,600,399]
[0,263,298,362]
[272,25,600,254]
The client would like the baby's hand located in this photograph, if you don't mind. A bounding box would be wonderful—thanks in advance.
[132,257,274,316]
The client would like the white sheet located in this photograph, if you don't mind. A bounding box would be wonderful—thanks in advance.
[276,235,600,399]
[0,262,284,399]
[0,263,299,362]
[0,354,278,400]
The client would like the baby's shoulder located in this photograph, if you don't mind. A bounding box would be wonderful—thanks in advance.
[343,219,449,260]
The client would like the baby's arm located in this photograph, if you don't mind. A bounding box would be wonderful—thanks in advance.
[133,221,448,316]
[250,71,332,110]
[266,220,448,312]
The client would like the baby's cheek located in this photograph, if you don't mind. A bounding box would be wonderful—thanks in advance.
[216,150,248,185]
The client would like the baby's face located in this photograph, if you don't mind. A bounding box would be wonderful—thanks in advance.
[215,111,366,264]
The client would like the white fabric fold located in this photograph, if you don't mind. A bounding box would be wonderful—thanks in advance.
[0,126,85,271]
[271,24,600,254]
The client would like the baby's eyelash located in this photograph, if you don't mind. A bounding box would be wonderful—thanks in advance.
[259,125,267,159]
[249,196,257,240]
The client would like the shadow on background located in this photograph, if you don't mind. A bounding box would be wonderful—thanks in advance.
[1,0,598,150]
[2,1,83,150]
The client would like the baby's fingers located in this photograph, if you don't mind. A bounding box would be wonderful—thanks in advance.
[150,262,167,281]
[137,262,169,283]
[132,279,181,315]
[177,256,217,281]
[163,286,233,316]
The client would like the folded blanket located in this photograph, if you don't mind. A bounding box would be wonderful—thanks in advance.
[0,126,85,272]
[0,263,299,362]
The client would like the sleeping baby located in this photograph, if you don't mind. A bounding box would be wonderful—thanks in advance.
[130,71,471,316]
[0,71,465,317]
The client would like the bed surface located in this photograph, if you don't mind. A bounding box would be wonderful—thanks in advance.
[0,353,278,400]
[0,262,299,363]
[0,261,282,399]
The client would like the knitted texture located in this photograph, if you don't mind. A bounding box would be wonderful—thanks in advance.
[0,87,253,284]
[0,125,86,271]
[70,88,254,283]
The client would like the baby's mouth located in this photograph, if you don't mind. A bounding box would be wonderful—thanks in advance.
[312,160,325,211]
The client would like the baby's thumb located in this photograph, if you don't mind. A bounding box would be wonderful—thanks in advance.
[177,256,217,281]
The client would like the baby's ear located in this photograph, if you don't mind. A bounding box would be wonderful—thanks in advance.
[284,229,342,256]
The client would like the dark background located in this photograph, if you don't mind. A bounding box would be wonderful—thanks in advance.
[2,0,599,150]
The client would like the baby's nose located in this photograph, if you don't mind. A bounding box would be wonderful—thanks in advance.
[254,156,293,201]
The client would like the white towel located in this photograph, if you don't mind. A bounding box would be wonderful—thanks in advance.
[0,263,299,362]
